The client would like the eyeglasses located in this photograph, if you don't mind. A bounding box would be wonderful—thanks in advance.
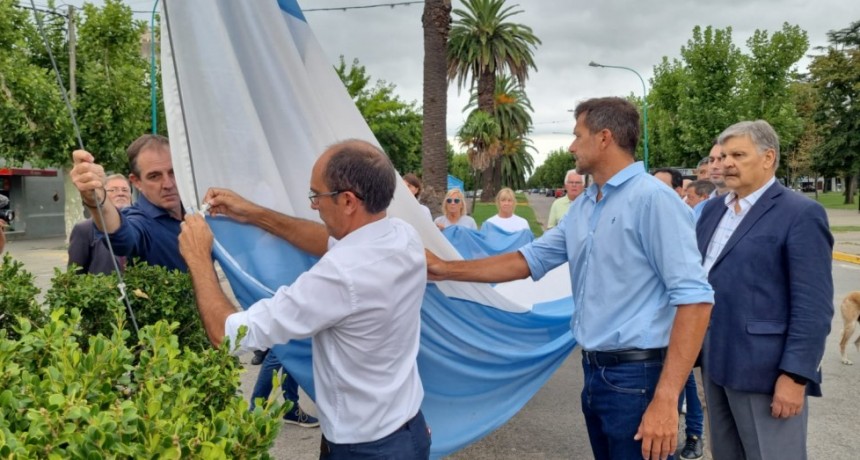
[308,189,364,205]
[446,198,461,204]
[105,187,131,194]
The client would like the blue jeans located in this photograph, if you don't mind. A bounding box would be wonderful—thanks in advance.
[678,371,704,437]
[320,410,431,460]
[581,354,672,460]
[250,350,299,410]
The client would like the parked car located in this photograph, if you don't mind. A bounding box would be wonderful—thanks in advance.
[555,188,564,198]
[545,188,554,197]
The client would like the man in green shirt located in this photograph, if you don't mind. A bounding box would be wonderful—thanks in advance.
[546,169,584,228]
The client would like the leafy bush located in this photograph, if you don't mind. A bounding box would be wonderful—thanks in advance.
[0,253,44,340]
[0,308,286,458]
[47,261,209,351]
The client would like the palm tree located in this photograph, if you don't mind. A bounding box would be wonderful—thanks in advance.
[464,75,535,192]
[421,0,452,216]
[448,0,540,200]
[457,110,501,212]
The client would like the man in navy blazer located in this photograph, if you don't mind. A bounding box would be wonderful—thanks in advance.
[697,120,833,459]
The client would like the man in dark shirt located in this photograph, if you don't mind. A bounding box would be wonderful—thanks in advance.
[71,134,186,270]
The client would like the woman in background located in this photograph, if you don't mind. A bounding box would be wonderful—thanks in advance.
[435,188,477,231]
[402,173,433,222]
[484,187,530,233]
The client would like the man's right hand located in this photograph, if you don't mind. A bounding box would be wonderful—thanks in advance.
[425,249,448,281]
[70,150,106,205]
[203,188,260,223]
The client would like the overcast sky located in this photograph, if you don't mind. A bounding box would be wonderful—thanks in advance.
[93,0,860,167]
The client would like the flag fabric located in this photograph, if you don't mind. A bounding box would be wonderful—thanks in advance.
[161,1,576,456]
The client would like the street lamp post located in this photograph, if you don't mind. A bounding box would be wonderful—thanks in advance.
[588,61,649,171]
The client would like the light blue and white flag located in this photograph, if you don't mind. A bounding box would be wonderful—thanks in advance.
[161,1,575,456]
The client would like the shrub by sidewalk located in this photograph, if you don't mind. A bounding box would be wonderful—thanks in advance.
[0,256,285,458]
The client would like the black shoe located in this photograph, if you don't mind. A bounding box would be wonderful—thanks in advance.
[680,434,703,460]
[251,349,268,365]
[283,404,320,428]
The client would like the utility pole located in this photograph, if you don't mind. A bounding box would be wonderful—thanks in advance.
[68,5,76,100]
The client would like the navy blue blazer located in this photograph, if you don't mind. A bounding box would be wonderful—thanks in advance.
[697,182,833,397]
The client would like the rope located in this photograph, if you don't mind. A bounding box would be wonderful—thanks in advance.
[27,0,140,334]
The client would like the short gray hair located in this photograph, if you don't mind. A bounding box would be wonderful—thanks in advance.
[717,120,780,169]
[564,169,578,182]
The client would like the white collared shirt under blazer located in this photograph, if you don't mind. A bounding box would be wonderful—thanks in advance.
[225,218,426,444]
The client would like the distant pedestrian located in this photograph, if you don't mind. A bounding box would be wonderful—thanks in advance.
[68,174,134,274]
[546,170,584,228]
[435,188,477,230]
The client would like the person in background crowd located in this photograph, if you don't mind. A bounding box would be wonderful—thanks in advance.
[547,170,584,228]
[68,174,134,274]
[435,188,477,231]
[696,157,710,181]
[484,187,530,233]
[403,173,433,222]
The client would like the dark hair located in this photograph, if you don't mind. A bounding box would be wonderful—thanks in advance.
[573,97,640,155]
[689,179,716,197]
[324,140,396,214]
[402,173,422,198]
[653,168,683,189]
[127,134,170,176]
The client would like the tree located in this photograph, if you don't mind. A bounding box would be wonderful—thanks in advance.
[335,57,423,174]
[464,74,535,190]
[447,0,540,200]
[648,24,810,170]
[456,110,500,211]
[449,152,476,191]
[421,0,451,215]
[738,23,808,148]
[809,20,860,205]
[527,148,573,189]
[0,1,73,166]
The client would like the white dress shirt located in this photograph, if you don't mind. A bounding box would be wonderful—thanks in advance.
[704,177,775,273]
[225,217,426,443]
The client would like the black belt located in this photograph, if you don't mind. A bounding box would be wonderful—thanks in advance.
[582,348,667,367]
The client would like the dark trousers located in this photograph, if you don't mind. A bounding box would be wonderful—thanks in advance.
[320,410,431,460]
[250,350,299,409]
[581,352,672,460]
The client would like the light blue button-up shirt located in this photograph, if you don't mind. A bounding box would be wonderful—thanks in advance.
[520,162,714,351]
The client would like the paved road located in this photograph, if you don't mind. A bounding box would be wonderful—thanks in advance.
[3,192,859,459]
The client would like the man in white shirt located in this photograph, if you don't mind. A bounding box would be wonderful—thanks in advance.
[178,139,430,459]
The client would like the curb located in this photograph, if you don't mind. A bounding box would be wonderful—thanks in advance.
[833,251,860,264]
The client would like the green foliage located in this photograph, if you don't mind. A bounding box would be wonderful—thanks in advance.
[527,148,574,188]
[648,24,809,169]
[449,153,477,191]
[335,57,423,174]
[0,308,284,458]
[0,253,44,340]
[447,0,541,93]
[45,261,209,351]
[809,20,860,197]
[0,0,73,165]
[74,0,153,172]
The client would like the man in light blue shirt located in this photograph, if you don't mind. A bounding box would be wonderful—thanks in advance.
[427,97,714,460]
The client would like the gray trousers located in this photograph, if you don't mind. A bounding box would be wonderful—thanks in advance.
[703,373,808,460]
